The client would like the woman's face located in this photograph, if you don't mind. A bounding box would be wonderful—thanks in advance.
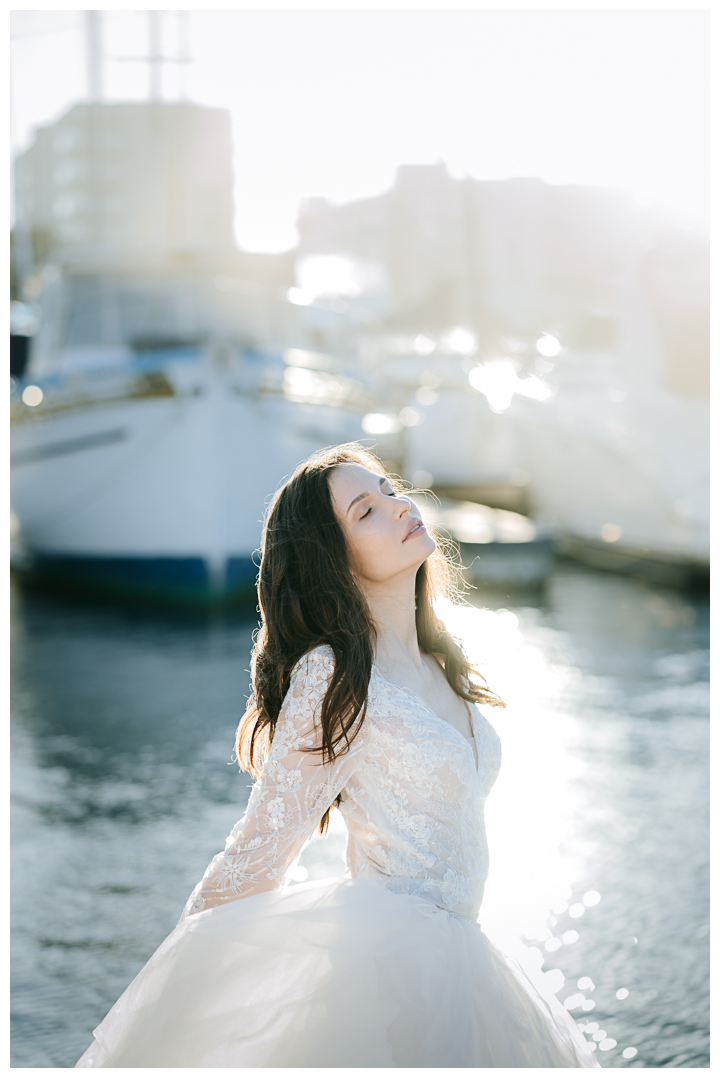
[328,463,436,585]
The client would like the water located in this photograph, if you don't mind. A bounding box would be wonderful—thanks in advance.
[10,563,709,1068]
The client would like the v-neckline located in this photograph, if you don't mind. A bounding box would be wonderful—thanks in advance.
[371,664,479,770]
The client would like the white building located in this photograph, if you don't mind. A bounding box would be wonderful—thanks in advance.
[14,101,235,259]
[12,102,312,366]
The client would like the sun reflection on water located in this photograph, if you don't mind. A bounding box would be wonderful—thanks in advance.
[429,590,704,1065]
[435,596,628,1053]
[436,597,589,952]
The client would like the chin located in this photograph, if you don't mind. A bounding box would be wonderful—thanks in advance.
[417,532,437,560]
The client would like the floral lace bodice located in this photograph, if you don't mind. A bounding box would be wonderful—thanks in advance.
[181,646,502,923]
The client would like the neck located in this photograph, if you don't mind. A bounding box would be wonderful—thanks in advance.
[360,568,423,671]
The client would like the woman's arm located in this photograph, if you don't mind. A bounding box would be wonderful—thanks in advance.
[179,648,364,920]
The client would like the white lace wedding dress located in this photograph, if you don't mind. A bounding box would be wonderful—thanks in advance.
[76,647,599,1068]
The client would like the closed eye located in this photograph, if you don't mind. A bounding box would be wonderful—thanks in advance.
[359,484,395,519]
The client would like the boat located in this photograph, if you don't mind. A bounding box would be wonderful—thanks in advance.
[10,341,366,604]
[507,360,709,589]
[418,497,554,590]
[10,98,367,605]
[359,334,708,591]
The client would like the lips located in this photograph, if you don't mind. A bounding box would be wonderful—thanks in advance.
[403,518,426,542]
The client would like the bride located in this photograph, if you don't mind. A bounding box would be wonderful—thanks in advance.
[76,443,598,1068]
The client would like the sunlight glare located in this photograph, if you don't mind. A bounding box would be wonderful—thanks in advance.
[441,327,477,355]
[536,334,562,357]
[434,598,587,960]
[515,373,555,402]
[361,413,403,435]
[286,287,314,306]
[414,334,436,355]
[468,361,553,411]
[468,359,518,412]
[564,993,586,1010]
[296,255,370,298]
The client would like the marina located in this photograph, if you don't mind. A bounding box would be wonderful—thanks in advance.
[10,96,709,603]
[10,99,369,603]
[10,10,709,1070]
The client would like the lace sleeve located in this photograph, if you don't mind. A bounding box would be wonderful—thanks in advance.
[180,647,366,920]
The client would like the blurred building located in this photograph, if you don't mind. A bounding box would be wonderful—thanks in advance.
[298,164,708,578]
[638,233,709,400]
[298,164,627,334]
[298,163,709,400]
[14,101,235,257]
[12,102,298,367]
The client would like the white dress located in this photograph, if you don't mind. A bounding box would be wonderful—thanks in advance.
[76,646,599,1068]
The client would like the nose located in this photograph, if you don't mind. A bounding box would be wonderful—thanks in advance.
[393,495,412,518]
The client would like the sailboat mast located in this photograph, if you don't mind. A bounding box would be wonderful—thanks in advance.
[85,10,103,101]
[148,11,162,101]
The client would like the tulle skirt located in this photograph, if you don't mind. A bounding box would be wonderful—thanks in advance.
[76,877,599,1068]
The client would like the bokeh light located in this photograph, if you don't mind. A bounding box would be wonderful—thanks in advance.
[536,334,562,357]
[21,385,43,406]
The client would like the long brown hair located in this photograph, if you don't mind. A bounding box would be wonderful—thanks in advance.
[235,443,504,832]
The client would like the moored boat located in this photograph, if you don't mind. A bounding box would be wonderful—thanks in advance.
[11,342,365,604]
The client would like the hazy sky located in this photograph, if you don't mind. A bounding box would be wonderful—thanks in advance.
[10,9,709,251]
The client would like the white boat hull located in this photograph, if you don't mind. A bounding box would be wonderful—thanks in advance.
[398,375,708,577]
[11,349,363,601]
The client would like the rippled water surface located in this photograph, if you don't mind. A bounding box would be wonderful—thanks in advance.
[10,563,709,1067]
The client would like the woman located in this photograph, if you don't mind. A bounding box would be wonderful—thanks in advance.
[76,443,598,1068]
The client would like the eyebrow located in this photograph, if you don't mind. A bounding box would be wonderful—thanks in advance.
[346,476,387,515]
[346,491,370,514]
